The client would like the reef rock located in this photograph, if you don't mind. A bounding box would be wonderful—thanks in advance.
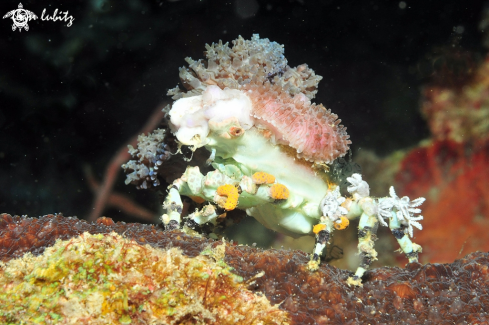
[1,214,489,324]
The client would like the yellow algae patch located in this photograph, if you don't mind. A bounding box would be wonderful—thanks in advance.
[252,172,276,184]
[216,184,239,210]
[0,232,289,325]
[270,183,290,200]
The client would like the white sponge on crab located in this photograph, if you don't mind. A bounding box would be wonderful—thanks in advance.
[169,85,254,146]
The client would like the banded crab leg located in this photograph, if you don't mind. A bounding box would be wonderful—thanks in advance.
[308,186,351,271]
[161,166,233,230]
[378,186,424,264]
[161,167,292,230]
[346,201,379,286]
[161,186,184,230]
[388,211,423,263]
[308,221,333,271]
[345,174,425,286]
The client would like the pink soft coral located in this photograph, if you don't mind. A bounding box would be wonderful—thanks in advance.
[245,81,350,164]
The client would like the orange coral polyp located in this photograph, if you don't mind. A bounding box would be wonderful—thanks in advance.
[252,172,275,184]
[269,183,290,200]
[216,184,239,210]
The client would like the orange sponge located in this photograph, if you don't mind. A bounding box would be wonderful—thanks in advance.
[269,183,289,200]
[252,172,276,184]
[334,216,349,230]
[216,184,239,210]
[313,224,326,234]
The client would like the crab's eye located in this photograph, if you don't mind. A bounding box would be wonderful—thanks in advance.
[229,126,244,138]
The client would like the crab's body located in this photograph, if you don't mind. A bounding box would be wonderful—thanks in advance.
[206,123,327,237]
[125,35,426,286]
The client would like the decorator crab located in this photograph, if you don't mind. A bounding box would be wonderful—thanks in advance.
[125,35,426,286]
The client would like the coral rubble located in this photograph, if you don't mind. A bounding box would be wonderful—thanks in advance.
[1,214,489,324]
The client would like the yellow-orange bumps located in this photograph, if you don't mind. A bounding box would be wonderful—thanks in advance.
[252,172,275,184]
[313,224,327,234]
[334,216,349,230]
[216,184,239,210]
[269,183,290,200]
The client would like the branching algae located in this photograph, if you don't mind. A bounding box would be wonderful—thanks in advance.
[124,35,426,286]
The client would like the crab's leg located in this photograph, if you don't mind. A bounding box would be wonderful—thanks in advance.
[308,221,334,271]
[347,212,379,286]
[161,186,184,230]
[186,204,220,227]
[161,166,206,230]
[167,167,242,230]
[389,212,422,263]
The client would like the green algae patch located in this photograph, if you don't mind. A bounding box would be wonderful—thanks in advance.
[0,232,289,324]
